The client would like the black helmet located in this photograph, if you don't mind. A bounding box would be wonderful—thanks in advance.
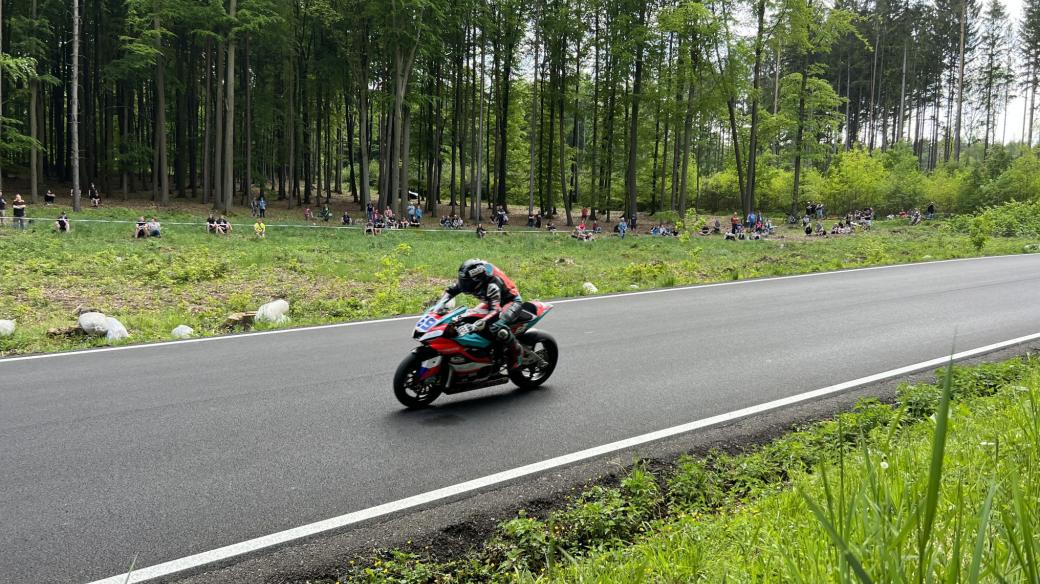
[457,259,491,294]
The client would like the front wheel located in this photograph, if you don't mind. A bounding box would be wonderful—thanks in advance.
[509,331,559,389]
[394,351,444,409]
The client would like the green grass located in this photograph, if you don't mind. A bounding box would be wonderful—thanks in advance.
[0,204,1037,355]
[314,356,1040,584]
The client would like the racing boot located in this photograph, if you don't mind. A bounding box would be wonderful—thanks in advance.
[507,339,524,370]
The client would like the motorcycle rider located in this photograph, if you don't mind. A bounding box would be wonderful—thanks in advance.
[436,259,529,370]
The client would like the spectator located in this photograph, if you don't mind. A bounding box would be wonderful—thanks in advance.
[342,211,352,225]
[44,189,56,206]
[257,195,267,218]
[926,202,935,220]
[0,192,6,226]
[527,214,535,228]
[618,216,628,239]
[134,216,148,238]
[217,215,232,235]
[746,210,757,230]
[415,206,423,224]
[303,207,314,221]
[254,219,266,238]
[321,204,332,222]
[730,212,740,234]
[476,223,487,238]
[90,188,101,208]
[55,211,71,233]
[250,197,259,217]
[207,214,217,234]
[546,221,557,233]
[366,202,374,221]
[146,217,162,237]
[816,203,825,219]
[11,195,27,229]
[804,221,813,236]
[712,217,721,234]
[581,206,589,222]
[535,214,542,229]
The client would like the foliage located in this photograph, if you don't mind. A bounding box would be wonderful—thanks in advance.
[321,355,1040,583]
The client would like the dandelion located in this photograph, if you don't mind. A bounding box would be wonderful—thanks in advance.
[880,461,889,470]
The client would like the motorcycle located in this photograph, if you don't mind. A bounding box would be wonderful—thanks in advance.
[393,300,559,408]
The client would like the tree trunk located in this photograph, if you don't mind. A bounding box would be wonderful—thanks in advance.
[223,0,236,214]
[624,2,646,222]
[474,41,486,223]
[244,33,252,203]
[29,0,39,202]
[744,0,766,216]
[202,41,213,204]
[71,0,82,211]
[791,58,810,216]
[214,41,225,208]
[155,12,169,205]
[954,0,966,162]
[357,53,371,209]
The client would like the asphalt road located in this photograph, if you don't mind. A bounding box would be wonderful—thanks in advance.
[3,254,1040,584]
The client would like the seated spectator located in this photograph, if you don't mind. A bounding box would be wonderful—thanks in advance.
[342,211,351,225]
[146,217,162,237]
[55,212,71,233]
[700,223,711,236]
[254,219,266,238]
[44,189,56,206]
[321,205,332,222]
[303,207,314,221]
[712,217,722,234]
[134,216,148,239]
[592,221,601,234]
[476,223,487,238]
[546,221,557,232]
[90,189,101,208]
[804,222,813,236]
[207,214,217,233]
[216,215,231,235]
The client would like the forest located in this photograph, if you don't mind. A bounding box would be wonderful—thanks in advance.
[0,0,1036,223]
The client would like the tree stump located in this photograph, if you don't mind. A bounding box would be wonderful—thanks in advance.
[47,326,84,338]
[224,311,257,330]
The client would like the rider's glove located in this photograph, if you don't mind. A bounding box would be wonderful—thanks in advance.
[472,319,487,332]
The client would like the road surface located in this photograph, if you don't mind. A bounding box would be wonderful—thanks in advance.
[3,254,1040,583]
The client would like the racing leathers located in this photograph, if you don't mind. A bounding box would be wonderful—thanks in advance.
[437,265,525,369]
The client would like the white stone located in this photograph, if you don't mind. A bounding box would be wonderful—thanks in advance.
[171,325,194,339]
[256,299,290,324]
[582,282,599,295]
[105,317,129,341]
[78,312,109,335]
[0,319,15,337]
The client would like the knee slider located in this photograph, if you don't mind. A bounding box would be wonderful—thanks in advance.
[495,327,511,341]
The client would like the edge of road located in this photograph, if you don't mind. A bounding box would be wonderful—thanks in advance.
[87,330,1040,584]
[4,252,1036,365]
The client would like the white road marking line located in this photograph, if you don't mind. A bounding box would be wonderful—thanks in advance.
[86,331,1040,584]
[3,253,1035,365]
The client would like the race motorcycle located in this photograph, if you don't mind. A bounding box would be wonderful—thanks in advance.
[393,300,559,408]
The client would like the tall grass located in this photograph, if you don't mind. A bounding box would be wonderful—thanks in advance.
[540,361,1040,583]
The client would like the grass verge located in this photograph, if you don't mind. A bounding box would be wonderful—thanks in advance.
[306,355,1040,583]
[1,205,1037,356]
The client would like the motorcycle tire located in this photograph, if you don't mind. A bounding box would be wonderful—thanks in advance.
[509,330,559,389]
[394,351,444,409]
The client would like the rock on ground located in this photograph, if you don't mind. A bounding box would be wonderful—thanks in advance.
[0,320,15,337]
[78,312,109,336]
[104,318,129,342]
[171,325,194,339]
[256,299,290,324]
[582,282,599,295]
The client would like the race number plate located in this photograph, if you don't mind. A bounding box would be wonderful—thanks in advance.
[415,314,439,333]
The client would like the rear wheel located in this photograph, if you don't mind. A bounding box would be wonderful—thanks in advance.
[394,352,444,409]
[509,331,559,389]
